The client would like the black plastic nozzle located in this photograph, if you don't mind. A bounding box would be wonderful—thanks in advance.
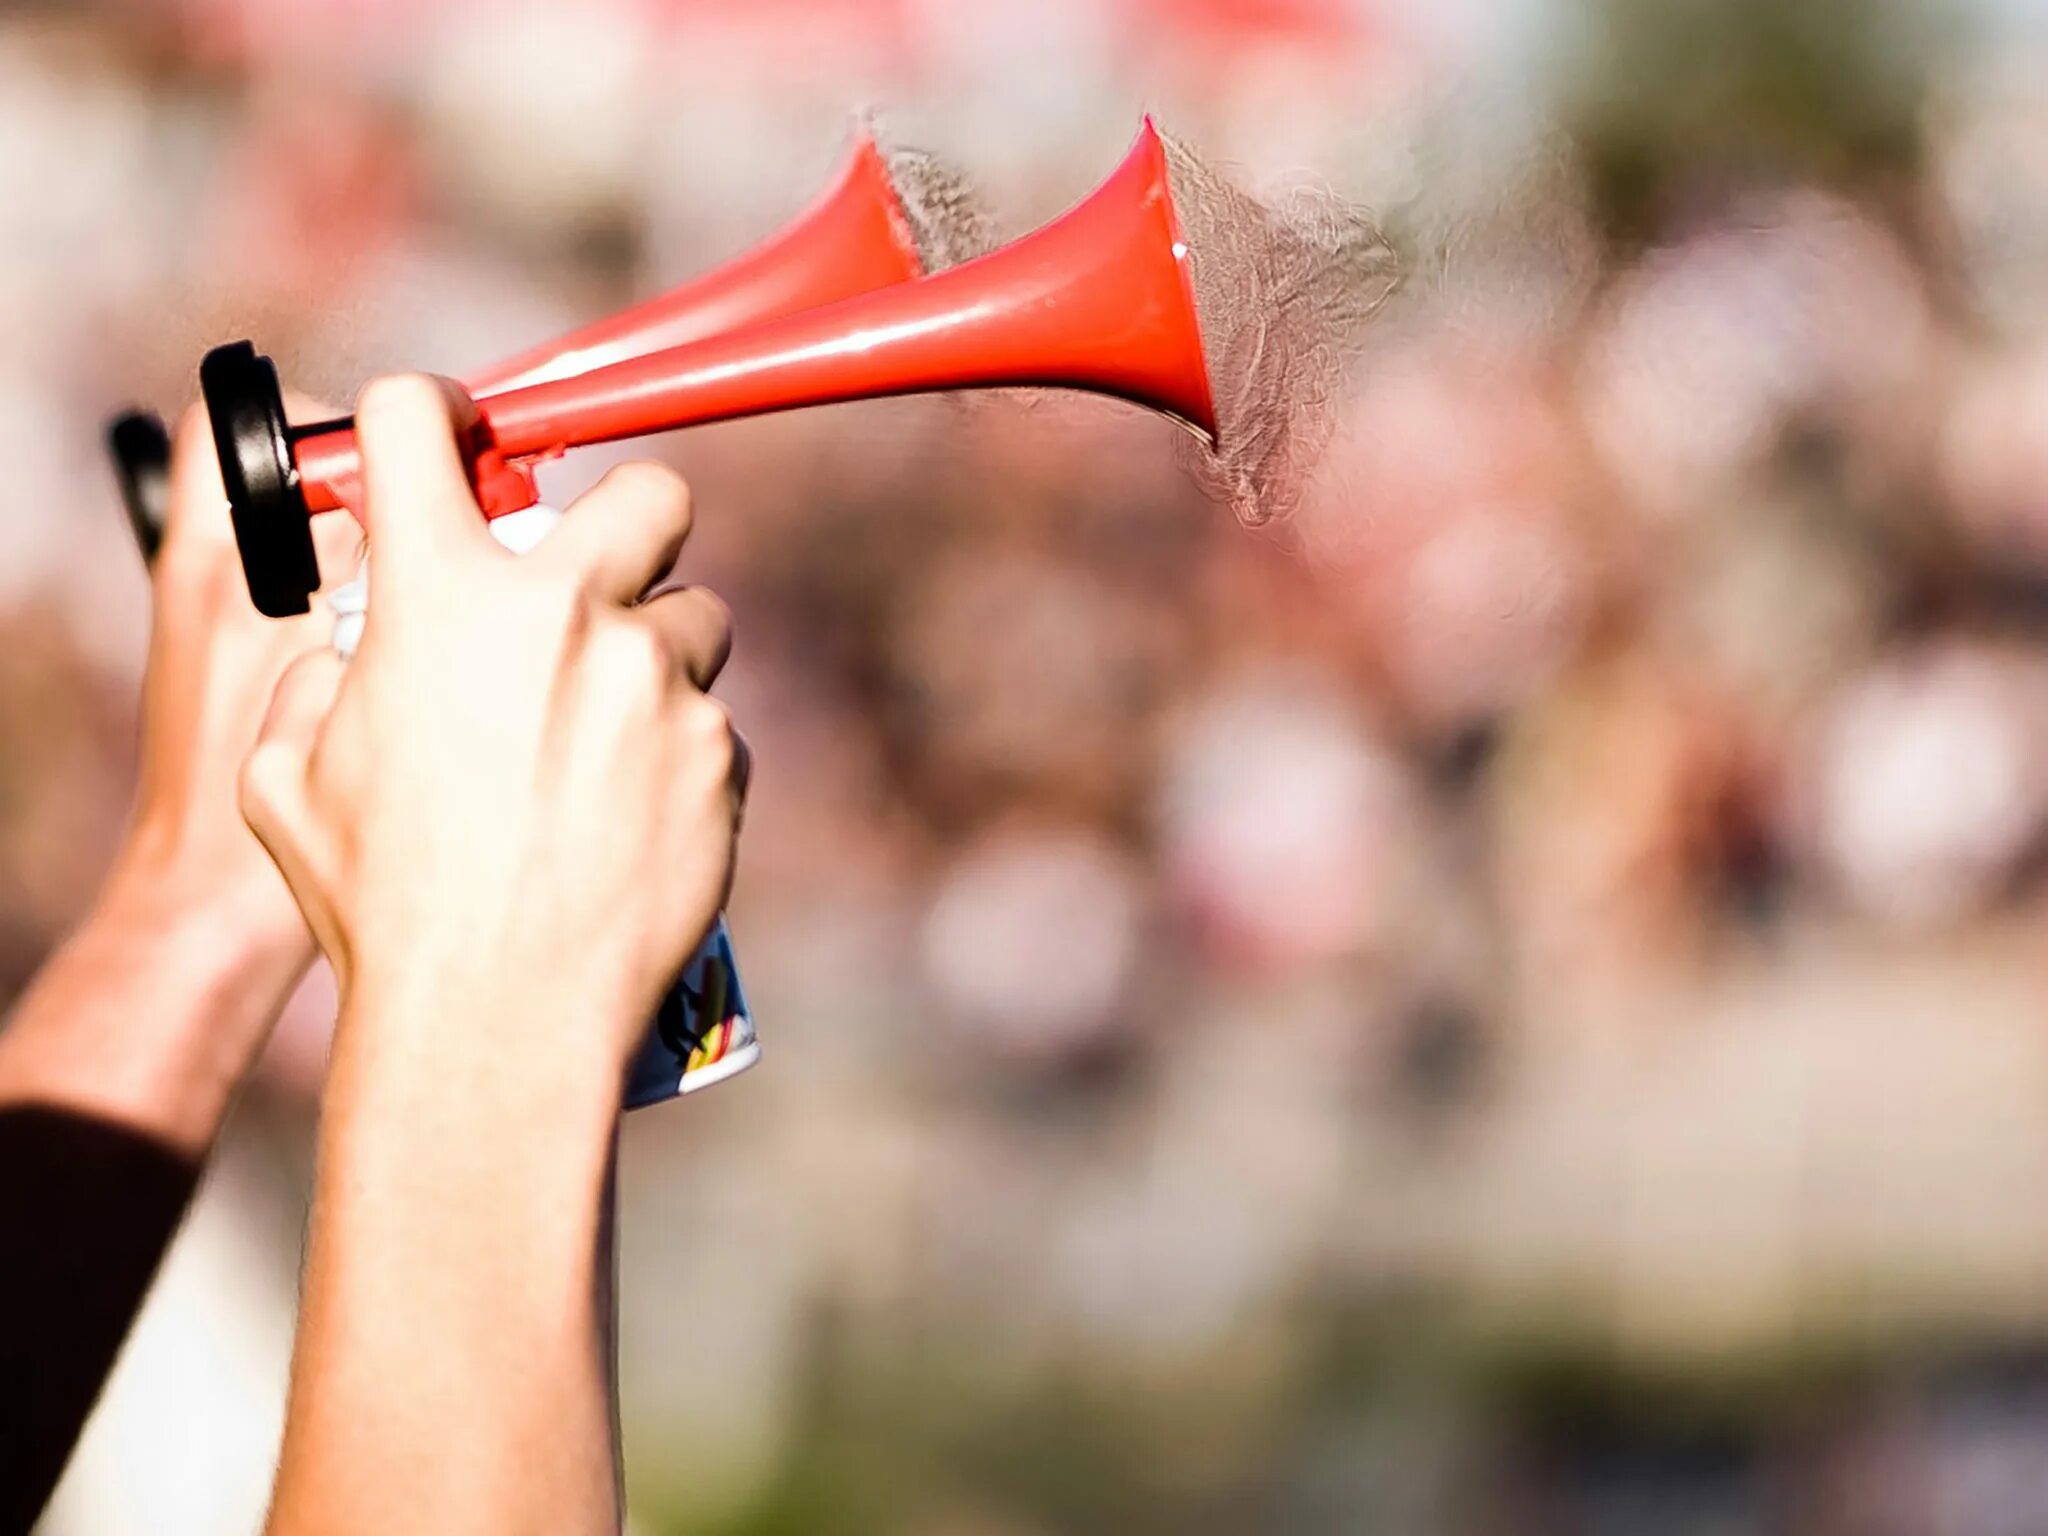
[199,340,322,618]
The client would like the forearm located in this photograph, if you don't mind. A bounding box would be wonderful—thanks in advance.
[268,982,624,1536]
[0,858,308,1153]
[0,864,305,1528]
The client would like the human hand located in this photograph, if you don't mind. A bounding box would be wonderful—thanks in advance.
[238,375,742,1084]
[0,393,355,1162]
[105,395,356,975]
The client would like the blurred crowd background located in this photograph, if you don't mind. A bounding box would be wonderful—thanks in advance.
[16,0,2048,1531]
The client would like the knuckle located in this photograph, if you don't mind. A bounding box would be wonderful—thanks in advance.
[237,741,300,828]
[641,586,732,681]
[513,573,582,633]
[680,694,734,764]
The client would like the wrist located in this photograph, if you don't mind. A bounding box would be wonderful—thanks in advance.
[97,837,308,983]
[77,856,314,1077]
[338,962,635,1120]
[81,870,311,1048]
[346,910,656,1059]
[0,866,314,1155]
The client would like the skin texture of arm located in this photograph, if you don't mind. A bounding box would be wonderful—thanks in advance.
[0,400,350,1530]
[241,375,741,1536]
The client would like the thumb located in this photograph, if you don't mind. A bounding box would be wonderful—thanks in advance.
[239,649,348,951]
[260,645,346,746]
[353,373,491,585]
[240,649,345,847]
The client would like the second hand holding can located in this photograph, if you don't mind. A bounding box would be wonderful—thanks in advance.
[328,504,759,1110]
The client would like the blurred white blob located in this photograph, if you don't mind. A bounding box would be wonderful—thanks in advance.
[909,0,1125,185]
[415,2,656,237]
[920,825,1145,1062]
[0,33,158,311]
[1157,666,1410,968]
[0,375,92,611]
[1579,192,1932,520]
[1803,645,2048,930]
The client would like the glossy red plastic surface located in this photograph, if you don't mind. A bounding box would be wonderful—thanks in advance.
[296,121,1216,520]
[463,133,924,396]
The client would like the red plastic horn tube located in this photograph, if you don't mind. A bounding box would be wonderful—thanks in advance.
[207,121,1215,617]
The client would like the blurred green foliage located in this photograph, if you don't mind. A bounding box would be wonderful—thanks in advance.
[1563,0,1960,243]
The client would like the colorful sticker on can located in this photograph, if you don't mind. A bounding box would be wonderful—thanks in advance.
[624,916,759,1110]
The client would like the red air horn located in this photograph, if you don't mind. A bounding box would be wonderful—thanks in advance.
[107,129,927,594]
[206,120,1216,617]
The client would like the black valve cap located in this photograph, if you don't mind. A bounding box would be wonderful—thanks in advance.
[199,340,321,618]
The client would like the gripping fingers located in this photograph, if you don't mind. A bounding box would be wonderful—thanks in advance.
[639,585,733,691]
[354,373,491,573]
[547,462,695,604]
[674,694,750,824]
